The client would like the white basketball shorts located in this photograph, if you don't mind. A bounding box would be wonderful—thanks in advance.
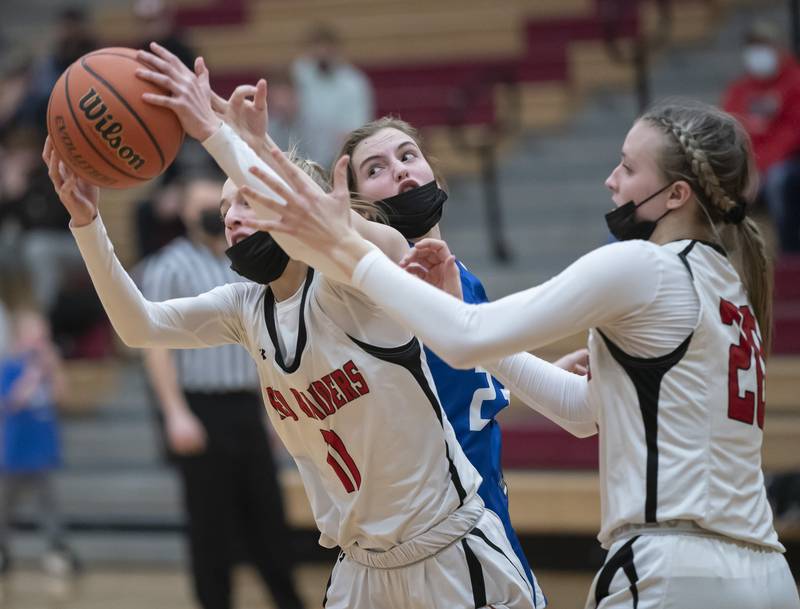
[586,528,800,609]
[322,498,545,609]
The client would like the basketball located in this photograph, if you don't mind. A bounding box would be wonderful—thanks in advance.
[46,47,184,189]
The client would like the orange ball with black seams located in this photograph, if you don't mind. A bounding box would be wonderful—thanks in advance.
[47,47,184,189]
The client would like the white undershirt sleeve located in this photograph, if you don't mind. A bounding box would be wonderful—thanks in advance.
[485,353,597,438]
[351,240,662,369]
[71,216,243,349]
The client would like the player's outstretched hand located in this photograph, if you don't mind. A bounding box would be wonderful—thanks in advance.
[238,150,369,281]
[554,348,589,376]
[42,136,99,227]
[399,238,463,300]
[208,76,280,167]
[135,42,221,141]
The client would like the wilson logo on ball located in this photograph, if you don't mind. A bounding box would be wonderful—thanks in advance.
[78,88,146,171]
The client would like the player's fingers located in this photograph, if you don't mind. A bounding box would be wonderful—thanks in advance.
[58,173,77,202]
[135,68,174,90]
[141,92,179,109]
[42,136,52,164]
[254,79,267,111]
[194,56,210,84]
[246,166,295,205]
[136,49,175,76]
[240,217,289,234]
[239,185,294,222]
[574,365,588,376]
[149,41,186,73]
[268,147,314,195]
[231,84,258,104]
[58,160,74,182]
[331,156,350,199]
[209,89,228,114]
[47,153,64,190]
[413,238,450,254]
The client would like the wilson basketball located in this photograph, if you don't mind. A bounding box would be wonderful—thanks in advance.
[46,47,184,189]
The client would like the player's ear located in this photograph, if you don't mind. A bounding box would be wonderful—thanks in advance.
[665,180,693,210]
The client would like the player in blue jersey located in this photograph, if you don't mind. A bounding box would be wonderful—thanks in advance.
[331,117,588,599]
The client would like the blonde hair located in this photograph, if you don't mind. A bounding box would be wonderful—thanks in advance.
[334,116,446,221]
[641,99,773,353]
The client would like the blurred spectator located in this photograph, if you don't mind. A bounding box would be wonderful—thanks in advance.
[0,7,96,137]
[135,172,187,259]
[0,308,80,577]
[0,128,109,359]
[292,24,374,168]
[0,126,84,315]
[266,69,302,153]
[132,0,194,68]
[140,174,303,609]
[723,21,800,251]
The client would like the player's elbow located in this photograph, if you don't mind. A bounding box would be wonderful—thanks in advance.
[436,341,487,370]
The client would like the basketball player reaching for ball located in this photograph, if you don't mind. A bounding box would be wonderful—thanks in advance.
[232,98,800,609]
[41,46,543,609]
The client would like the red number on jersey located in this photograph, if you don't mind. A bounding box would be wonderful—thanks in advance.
[719,298,765,429]
[320,429,362,493]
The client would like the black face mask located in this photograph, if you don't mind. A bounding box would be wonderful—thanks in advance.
[225,231,290,284]
[377,181,448,239]
[605,183,673,241]
[199,209,225,237]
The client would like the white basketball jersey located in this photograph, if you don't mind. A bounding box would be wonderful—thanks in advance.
[236,268,480,552]
[587,240,781,551]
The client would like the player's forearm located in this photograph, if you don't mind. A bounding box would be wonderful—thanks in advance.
[143,348,189,416]
[70,216,222,349]
[485,353,597,438]
[350,243,659,369]
[350,251,588,368]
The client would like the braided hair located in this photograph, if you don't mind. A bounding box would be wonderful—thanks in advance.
[641,99,773,353]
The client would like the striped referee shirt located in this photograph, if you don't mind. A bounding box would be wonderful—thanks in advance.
[140,237,259,392]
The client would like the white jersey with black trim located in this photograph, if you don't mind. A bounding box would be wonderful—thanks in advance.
[69,214,479,554]
[221,268,479,551]
[587,240,781,551]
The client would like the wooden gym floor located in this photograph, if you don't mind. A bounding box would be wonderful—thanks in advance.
[0,565,595,609]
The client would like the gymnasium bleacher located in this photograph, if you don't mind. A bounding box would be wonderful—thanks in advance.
[54,0,800,548]
[31,0,800,578]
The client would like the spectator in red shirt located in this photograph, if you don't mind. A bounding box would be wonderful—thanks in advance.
[723,21,800,251]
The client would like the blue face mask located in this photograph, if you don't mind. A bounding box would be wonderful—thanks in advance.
[604,183,673,241]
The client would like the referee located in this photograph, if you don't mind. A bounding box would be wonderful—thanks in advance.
[140,174,303,609]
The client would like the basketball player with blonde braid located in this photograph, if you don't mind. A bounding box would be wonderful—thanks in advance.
[242,99,800,609]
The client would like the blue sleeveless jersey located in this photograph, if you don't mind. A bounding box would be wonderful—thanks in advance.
[423,261,536,591]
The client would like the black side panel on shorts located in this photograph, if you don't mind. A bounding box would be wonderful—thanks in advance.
[462,539,487,609]
[322,551,345,608]
[348,335,467,506]
[597,330,692,523]
[594,535,640,608]
[263,267,315,373]
[470,526,530,597]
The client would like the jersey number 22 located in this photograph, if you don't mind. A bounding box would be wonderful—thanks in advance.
[720,298,765,429]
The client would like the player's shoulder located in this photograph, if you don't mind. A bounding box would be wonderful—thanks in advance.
[584,239,665,269]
